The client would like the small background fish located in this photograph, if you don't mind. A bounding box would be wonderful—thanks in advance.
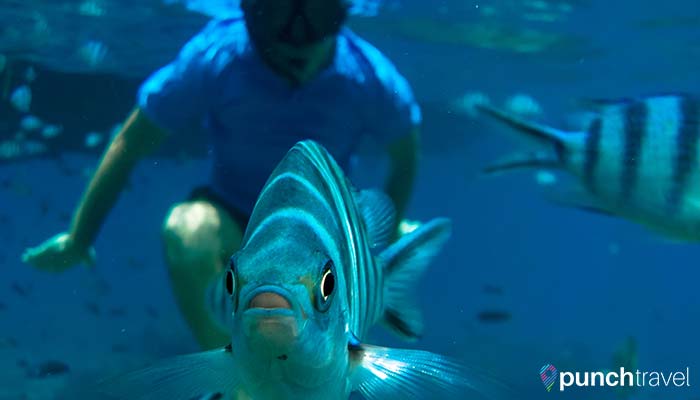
[479,94,700,241]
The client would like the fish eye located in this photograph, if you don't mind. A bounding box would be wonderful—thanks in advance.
[225,270,235,296]
[320,261,335,301]
[225,259,236,297]
[315,259,335,312]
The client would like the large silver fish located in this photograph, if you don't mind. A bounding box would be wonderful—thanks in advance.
[99,140,499,400]
[479,94,700,240]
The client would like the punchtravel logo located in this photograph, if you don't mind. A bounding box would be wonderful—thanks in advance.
[540,364,559,392]
[539,365,691,392]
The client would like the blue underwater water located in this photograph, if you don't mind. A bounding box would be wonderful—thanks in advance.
[1,0,699,399]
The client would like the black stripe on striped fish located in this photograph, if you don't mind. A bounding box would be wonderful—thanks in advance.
[619,101,649,202]
[668,97,700,214]
[297,142,384,338]
[583,118,602,192]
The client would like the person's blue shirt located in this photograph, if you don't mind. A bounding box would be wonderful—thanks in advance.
[138,18,421,216]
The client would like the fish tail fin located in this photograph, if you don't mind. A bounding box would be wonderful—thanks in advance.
[379,218,452,340]
[477,103,573,172]
[350,344,509,400]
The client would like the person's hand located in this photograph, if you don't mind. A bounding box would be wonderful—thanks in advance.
[22,233,96,273]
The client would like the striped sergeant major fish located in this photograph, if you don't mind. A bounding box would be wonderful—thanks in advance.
[99,140,502,400]
[478,94,700,241]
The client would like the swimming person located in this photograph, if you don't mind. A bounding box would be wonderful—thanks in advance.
[22,0,422,350]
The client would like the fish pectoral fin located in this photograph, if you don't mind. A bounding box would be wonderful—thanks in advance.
[380,218,452,340]
[482,150,562,175]
[543,186,617,217]
[354,189,397,250]
[96,346,240,400]
[350,344,508,400]
[205,271,235,331]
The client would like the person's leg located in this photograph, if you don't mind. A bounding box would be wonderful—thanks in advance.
[161,199,243,349]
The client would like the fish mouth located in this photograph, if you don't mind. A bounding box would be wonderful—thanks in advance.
[248,291,292,310]
[240,286,303,351]
[241,286,298,318]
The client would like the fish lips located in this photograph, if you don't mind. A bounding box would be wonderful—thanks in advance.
[239,285,309,354]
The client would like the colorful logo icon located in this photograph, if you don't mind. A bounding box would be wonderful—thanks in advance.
[540,364,559,392]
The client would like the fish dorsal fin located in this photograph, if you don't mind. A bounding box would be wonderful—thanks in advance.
[354,189,396,250]
[578,93,698,112]
[380,218,452,340]
[477,103,570,145]
[576,94,694,113]
[576,97,636,111]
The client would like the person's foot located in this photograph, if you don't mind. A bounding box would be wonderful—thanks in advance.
[397,219,421,237]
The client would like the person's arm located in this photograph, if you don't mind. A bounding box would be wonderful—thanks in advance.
[384,126,419,228]
[69,108,166,249]
[22,108,166,271]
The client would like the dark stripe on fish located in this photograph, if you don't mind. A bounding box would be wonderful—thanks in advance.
[668,97,700,214]
[620,101,648,201]
[296,141,378,337]
[583,118,602,191]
